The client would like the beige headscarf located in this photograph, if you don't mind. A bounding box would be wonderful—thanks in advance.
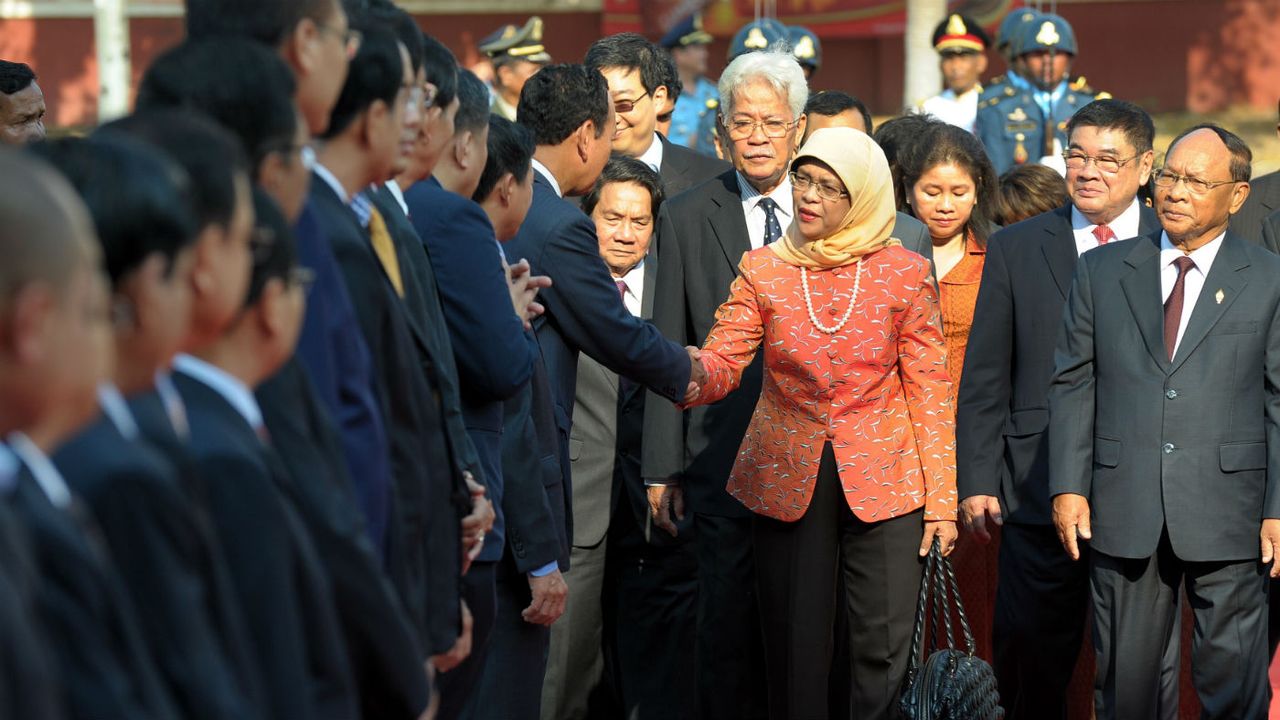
[770,127,900,268]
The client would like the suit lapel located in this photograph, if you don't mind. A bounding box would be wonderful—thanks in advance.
[1118,233,1170,372]
[658,136,689,190]
[1168,233,1250,373]
[1041,206,1078,300]
[707,171,752,273]
[1136,204,1161,237]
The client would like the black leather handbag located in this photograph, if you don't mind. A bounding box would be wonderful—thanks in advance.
[898,539,1004,720]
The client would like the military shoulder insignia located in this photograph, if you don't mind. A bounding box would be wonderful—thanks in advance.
[1004,87,1015,96]
[1095,91,1113,100]
[706,98,718,109]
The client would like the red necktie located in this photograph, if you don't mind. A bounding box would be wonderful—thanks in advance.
[615,279,627,300]
[1163,256,1196,360]
[1093,224,1116,245]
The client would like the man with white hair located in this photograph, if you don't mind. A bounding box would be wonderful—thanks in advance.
[642,49,809,720]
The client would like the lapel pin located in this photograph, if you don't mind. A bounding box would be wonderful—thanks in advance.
[1215,289,1224,304]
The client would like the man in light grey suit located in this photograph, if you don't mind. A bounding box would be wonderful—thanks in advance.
[545,158,693,720]
[1049,124,1280,719]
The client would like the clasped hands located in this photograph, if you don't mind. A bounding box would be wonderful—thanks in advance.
[684,346,707,405]
[505,258,552,331]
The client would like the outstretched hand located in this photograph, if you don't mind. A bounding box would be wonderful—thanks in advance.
[684,346,705,404]
[506,258,553,330]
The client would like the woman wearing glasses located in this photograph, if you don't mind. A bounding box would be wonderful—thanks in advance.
[682,127,957,720]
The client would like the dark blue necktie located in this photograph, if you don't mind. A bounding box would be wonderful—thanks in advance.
[759,197,783,245]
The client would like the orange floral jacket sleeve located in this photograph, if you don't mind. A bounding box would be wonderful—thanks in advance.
[688,245,957,523]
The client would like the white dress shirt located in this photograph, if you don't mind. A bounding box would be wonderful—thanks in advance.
[384,179,410,217]
[312,161,350,204]
[97,383,140,440]
[0,442,19,493]
[173,354,265,433]
[636,133,665,173]
[1159,230,1225,357]
[7,432,71,508]
[737,172,793,251]
[1071,198,1143,257]
[530,159,562,198]
[918,86,982,133]
[615,260,645,317]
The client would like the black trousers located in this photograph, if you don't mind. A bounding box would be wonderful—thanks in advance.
[752,443,923,720]
[468,554,551,720]
[436,561,497,720]
[692,511,768,719]
[991,522,1090,720]
[1091,533,1269,720]
[603,497,698,720]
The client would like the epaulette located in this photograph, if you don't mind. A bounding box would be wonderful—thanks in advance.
[705,98,718,109]
[989,74,1007,86]
[1094,91,1113,100]
[1070,76,1088,91]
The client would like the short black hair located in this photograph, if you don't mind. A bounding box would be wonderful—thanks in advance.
[324,23,404,139]
[454,70,490,134]
[244,188,299,307]
[873,113,947,210]
[100,109,249,232]
[584,33,666,96]
[805,90,873,133]
[421,33,459,111]
[1167,123,1253,183]
[185,0,338,47]
[581,156,665,219]
[366,0,423,74]
[656,48,682,105]
[899,122,999,247]
[473,115,535,202]
[136,37,297,180]
[29,135,199,287]
[518,64,610,146]
[1066,99,1155,154]
[0,60,36,95]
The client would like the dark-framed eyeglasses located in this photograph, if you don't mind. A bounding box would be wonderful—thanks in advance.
[724,116,796,140]
[1152,168,1239,195]
[317,23,362,59]
[1062,152,1139,174]
[790,171,848,202]
[614,91,650,114]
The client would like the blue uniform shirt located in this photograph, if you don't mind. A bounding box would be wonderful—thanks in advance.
[669,77,719,156]
[975,77,1107,175]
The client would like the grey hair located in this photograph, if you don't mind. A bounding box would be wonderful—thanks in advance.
[717,51,808,121]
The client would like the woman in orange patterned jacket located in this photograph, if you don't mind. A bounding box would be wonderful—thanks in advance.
[683,127,957,720]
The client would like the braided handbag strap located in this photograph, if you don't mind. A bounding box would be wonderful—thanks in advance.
[906,537,977,672]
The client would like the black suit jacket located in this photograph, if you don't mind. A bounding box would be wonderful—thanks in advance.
[957,203,1160,525]
[309,174,468,656]
[658,134,730,198]
[54,414,261,720]
[504,170,690,498]
[8,453,179,720]
[173,371,355,720]
[257,358,431,719]
[0,479,60,720]
[1049,230,1280,561]
[1230,170,1280,250]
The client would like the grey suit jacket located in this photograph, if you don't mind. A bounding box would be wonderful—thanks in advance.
[1230,170,1280,249]
[892,211,935,271]
[1048,230,1280,562]
[569,259,659,547]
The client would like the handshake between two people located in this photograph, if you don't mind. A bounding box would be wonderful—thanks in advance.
[684,346,706,405]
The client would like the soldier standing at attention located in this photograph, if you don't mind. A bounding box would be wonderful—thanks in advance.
[662,13,717,155]
[975,13,1109,175]
[917,14,990,133]
[479,16,551,122]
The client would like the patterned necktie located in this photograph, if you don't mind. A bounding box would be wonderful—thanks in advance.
[759,197,783,245]
[1163,256,1196,360]
[1092,224,1116,245]
[366,205,405,299]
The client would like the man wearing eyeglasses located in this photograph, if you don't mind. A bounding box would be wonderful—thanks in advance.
[1048,123,1276,719]
[958,99,1170,719]
[642,49,812,720]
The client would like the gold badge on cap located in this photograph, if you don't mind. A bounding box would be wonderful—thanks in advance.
[794,36,815,59]
[530,17,543,42]
[745,26,768,49]
[946,14,966,36]
[1036,21,1061,47]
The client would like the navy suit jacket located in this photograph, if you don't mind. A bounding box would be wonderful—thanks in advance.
[291,203,393,557]
[504,170,689,487]
[404,177,542,565]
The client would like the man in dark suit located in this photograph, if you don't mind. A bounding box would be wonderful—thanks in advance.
[1229,100,1280,249]
[41,122,268,720]
[583,32,728,199]
[0,149,158,720]
[958,100,1162,719]
[311,23,480,676]
[1049,124,1278,719]
[184,0,399,557]
[467,116,574,720]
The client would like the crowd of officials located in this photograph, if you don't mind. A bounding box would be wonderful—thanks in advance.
[2,1,1280,719]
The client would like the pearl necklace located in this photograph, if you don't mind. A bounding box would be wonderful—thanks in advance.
[802,260,861,335]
